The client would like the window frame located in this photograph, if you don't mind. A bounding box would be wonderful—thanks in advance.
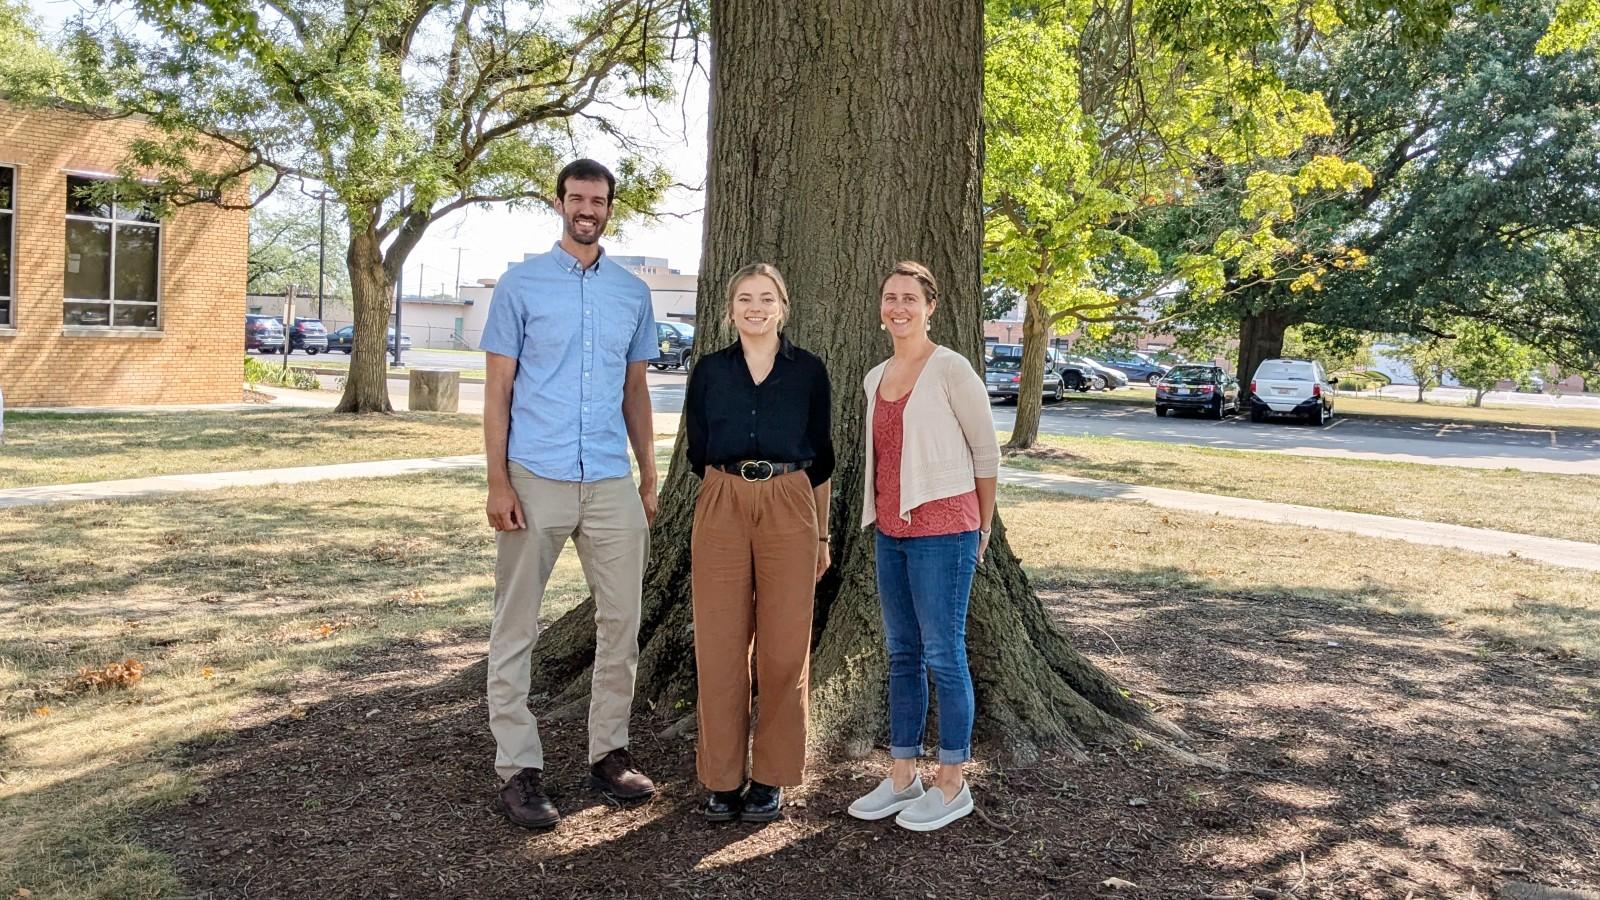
[0,164,15,329]
[63,173,163,330]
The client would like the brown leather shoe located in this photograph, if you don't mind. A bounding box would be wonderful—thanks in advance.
[589,748,656,801]
[499,768,560,829]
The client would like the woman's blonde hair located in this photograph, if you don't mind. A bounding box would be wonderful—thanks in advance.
[879,260,939,305]
[724,262,792,329]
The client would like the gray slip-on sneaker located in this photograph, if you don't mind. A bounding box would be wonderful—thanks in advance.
[893,781,973,832]
[847,775,925,821]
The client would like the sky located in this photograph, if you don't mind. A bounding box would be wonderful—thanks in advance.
[27,0,712,290]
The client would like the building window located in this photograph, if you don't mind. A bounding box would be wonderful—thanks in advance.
[0,166,13,328]
[63,174,161,328]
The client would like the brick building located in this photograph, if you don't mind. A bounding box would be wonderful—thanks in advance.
[0,99,246,407]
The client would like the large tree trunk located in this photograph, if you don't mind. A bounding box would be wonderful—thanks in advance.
[1004,282,1051,450]
[520,0,1184,763]
[1236,307,1293,387]
[336,225,396,414]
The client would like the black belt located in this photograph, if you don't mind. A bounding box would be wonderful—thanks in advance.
[713,460,811,482]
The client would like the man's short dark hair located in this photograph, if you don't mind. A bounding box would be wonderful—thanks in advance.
[556,159,616,204]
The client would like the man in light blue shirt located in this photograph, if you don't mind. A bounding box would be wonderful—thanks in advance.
[480,159,660,830]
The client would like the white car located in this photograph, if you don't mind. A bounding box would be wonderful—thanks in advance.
[1248,358,1337,425]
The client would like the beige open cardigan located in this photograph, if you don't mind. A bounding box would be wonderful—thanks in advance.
[860,345,1001,528]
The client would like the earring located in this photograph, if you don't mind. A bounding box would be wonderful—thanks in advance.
[925,319,932,332]
[879,323,887,331]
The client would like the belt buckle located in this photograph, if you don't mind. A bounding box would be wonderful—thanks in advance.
[739,460,774,482]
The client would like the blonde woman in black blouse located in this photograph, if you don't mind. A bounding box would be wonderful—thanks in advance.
[684,262,835,823]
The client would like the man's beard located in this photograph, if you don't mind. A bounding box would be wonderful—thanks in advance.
[566,214,605,245]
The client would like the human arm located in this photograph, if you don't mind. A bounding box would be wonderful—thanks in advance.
[483,352,524,531]
[622,360,658,525]
[684,359,708,480]
[947,355,1000,561]
[808,358,836,579]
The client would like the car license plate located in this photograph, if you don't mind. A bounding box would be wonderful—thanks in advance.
[1273,387,1294,395]
[1177,387,1191,395]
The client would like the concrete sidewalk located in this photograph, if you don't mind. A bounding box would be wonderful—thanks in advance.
[0,456,485,510]
[999,467,1600,572]
[5,452,1597,573]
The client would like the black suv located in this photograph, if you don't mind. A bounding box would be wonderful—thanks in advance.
[652,321,695,370]
[282,317,329,355]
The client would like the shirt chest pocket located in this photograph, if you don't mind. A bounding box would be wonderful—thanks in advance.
[595,295,638,362]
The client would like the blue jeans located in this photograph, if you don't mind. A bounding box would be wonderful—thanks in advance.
[874,529,979,765]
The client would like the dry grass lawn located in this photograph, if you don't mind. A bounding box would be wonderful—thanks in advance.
[3,471,1599,896]
[0,409,485,489]
[1004,432,1600,545]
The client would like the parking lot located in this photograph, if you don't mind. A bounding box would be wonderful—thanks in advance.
[992,398,1600,474]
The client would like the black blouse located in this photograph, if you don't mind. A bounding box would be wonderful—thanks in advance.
[685,335,835,488]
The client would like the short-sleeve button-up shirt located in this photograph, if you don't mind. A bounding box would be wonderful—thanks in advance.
[479,242,658,482]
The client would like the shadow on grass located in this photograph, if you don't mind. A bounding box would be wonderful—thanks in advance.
[122,562,1600,898]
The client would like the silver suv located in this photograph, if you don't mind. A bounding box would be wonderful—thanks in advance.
[1248,358,1337,426]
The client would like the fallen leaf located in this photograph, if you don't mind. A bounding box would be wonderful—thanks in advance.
[32,707,50,717]
[1101,877,1139,890]
[201,667,215,679]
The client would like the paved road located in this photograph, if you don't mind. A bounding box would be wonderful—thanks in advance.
[991,400,1600,474]
[293,371,1598,475]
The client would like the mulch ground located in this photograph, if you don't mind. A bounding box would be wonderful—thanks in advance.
[143,584,1600,899]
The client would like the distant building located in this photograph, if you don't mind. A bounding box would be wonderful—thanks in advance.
[496,251,697,327]
[0,99,247,407]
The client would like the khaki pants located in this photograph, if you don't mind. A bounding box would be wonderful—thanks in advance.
[691,468,819,791]
[488,464,648,783]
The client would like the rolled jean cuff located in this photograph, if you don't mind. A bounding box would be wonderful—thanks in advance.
[937,747,971,765]
[890,745,924,760]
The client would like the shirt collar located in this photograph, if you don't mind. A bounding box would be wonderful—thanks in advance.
[720,333,795,359]
[549,241,605,274]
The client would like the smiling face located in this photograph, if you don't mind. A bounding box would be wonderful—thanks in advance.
[730,274,786,339]
[554,176,612,245]
[880,274,935,340]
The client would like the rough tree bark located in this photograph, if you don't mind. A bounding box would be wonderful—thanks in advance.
[336,226,397,414]
[515,0,1186,763]
[1004,282,1050,450]
[1236,307,1294,388]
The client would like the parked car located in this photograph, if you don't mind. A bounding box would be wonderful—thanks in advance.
[1155,365,1240,418]
[325,325,411,354]
[652,321,695,370]
[986,357,1066,404]
[1064,355,1129,391]
[988,343,1093,391]
[1091,350,1169,385]
[245,314,285,354]
[1248,358,1337,425]
[282,317,329,355]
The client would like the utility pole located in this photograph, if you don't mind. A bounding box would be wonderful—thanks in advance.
[453,246,465,301]
[314,190,329,320]
[393,264,404,367]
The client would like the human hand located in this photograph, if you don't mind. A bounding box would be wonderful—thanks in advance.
[816,541,832,582]
[487,482,525,531]
[639,482,659,526]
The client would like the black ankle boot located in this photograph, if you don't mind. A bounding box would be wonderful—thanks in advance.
[741,781,782,823]
[704,786,744,823]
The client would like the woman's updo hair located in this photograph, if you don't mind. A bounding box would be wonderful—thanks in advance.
[879,260,938,305]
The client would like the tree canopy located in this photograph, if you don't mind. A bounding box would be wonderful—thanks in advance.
[56,0,691,410]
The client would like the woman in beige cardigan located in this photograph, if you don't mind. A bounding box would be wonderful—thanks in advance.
[846,261,999,833]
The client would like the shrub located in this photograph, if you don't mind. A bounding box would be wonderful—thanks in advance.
[244,356,322,391]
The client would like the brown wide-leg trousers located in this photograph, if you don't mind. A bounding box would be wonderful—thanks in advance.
[691,468,819,791]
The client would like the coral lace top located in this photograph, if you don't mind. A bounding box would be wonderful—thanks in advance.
[872,389,981,538]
